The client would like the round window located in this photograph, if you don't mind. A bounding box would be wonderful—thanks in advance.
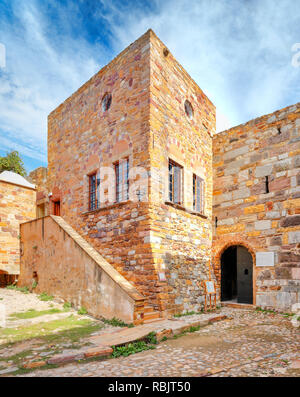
[184,100,193,119]
[102,93,112,112]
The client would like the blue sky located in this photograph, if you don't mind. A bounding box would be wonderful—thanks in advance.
[0,0,300,173]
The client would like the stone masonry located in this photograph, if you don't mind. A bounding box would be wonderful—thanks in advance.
[147,34,215,313]
[213,103,300,310]
[29,167,49,218]
[20,29,300,318]
[18,216,145,323]
[0,173,36,282]
[37,29,215,319]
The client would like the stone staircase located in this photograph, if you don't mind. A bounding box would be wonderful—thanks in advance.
[19,215,168,326]
[142,306,163,324]
[19,216,148,325]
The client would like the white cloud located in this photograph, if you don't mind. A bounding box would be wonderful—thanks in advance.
[216,111,232,133]
[1,0,300,170]
[0,0,106,168]
[99,0,300,128]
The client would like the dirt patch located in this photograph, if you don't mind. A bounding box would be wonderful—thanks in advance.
[163,333,238,350]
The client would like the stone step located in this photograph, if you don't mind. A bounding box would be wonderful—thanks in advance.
[221,302,255,310]
[143,318,165,324]
[143,306,156,313]
[143,311,161,320]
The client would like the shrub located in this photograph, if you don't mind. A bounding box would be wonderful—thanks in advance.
[101,317,133,328]
[111,341,155,358]
[31,281,38,290]
[145,331,158,345]
[77,307,88,315]
[63,302,72,310]
[38,292,54,301]
[6,285,29,294]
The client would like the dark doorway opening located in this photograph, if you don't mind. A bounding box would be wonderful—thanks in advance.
[221,245,253,304]
[0,271,17,288]
[53,200,60,216]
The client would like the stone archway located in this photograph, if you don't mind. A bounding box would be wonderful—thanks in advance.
[214,241,256,305]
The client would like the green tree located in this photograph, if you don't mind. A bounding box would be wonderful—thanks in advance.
[0,151,27,177]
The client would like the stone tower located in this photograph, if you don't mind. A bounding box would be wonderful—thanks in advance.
[47,29,216,318]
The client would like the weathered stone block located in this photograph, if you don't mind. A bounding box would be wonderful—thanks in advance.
[292,268,300,280]
[48,352,85,365]
[255,220,271,231]
[276,292,297,309]
[274,160,292,172]
[23,361,46,369]
[269,177,290,191]
[255,165,273,178]
[289,231,300,244]
[275,267,292,279]
[224,146,249,161]
[256,252,275,267]
[278,252,300,263]
[244,204,265,214]
[281,215,300,228]
[84,346,113,358]
[232,188,250,200]
[251,182,266,195]
[266,211,280,219]
[270,236,282,245]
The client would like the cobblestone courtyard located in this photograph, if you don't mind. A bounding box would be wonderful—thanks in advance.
[20,308,299,377]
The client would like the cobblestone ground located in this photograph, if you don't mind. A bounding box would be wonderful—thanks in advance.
[20,308,300,377]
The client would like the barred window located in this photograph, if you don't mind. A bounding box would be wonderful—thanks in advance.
[193,174,204,214]
[184,100,193,119]
[89,173,98,211]
[102,93,112,112]
[115,158,129,202]
[169,159,183,204]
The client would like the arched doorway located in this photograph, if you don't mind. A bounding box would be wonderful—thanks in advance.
[0,270,16,288]
[221,245,253,304]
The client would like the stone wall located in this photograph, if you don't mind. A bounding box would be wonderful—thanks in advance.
[0,180,36,275]
[18,216,145,324]
[29,167,49,217]
[147,32,216,314]
[213,102,300,311]
[46,29,217,318]
[47,30,157,314]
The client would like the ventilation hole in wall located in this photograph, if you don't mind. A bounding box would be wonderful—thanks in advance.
[33,271,38,282]
[184,100,193,119]
[278,127,281,134]
[163,47,169,57]
[101,93,112,112]
[265,175,270,193]
[215,216,218,228]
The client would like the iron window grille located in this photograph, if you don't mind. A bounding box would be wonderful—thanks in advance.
[115,158,129,203]
[88,173,98,211]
